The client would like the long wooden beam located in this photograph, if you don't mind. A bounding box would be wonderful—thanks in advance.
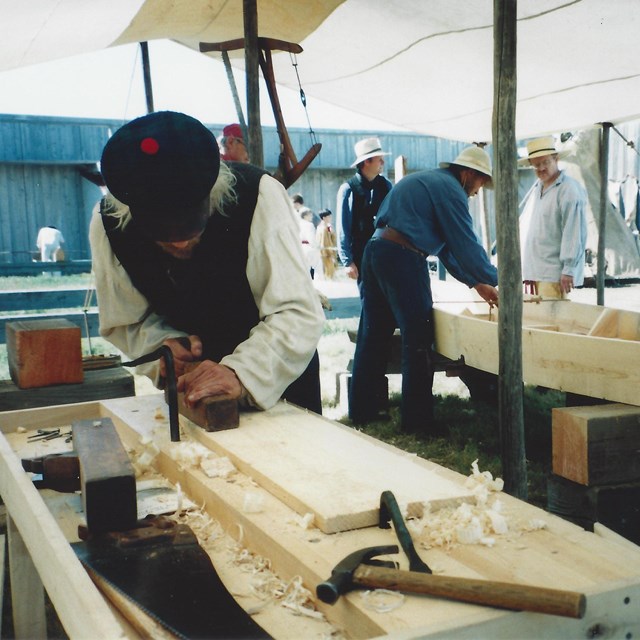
[493,0,527,498]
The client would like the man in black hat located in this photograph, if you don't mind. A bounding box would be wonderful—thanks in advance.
[90,111,324,413]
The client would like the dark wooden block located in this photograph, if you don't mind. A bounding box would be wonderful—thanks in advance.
[547,473,640,545]
[165,388,240,431]
[0,367,135,411]
[6,318,83,388]
[164,361,239,431]
[72,417,137,533]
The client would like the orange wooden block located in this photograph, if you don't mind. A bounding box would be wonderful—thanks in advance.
[6,319,83,389]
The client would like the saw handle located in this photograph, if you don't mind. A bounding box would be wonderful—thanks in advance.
[353,565,586,619]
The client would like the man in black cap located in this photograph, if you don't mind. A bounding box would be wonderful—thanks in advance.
[90,111,324,413]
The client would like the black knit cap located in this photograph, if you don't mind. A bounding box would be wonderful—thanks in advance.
[100,111,220,241]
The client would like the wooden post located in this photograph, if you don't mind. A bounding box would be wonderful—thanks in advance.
[597,122,611,306]
[394,155,407,183]
[493,0,527,499]
[221,51,248,141]
[139,42,154,114]
[243,0,264,167]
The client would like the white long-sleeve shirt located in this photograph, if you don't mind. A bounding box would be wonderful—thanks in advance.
[89,174,324,409]
[521,171,588,286]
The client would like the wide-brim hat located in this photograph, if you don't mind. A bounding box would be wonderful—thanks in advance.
[440,146,493,189]
[517,136,571,166]
[100,111,220,241]
[351,137,391,167]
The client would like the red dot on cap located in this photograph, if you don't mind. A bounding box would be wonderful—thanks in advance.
[140,137,160,155]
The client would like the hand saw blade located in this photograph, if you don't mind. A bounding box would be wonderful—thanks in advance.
[72,519,271,639]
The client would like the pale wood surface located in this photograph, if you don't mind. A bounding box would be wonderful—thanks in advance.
[0,421,128,639]
[186,402,473,533]
[2,396,640,639]
[552,404,640,485]
[0,534,4,634]
[433,299,640,407]
[7,516,46,639]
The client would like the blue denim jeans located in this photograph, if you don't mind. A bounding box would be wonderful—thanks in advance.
[349,237,434,432]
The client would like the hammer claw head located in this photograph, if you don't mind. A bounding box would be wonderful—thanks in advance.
[316,545,399,605]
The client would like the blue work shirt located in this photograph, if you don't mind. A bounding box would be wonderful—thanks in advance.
[376,168,497,287]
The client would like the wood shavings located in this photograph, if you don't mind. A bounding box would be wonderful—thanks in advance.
[410,461,546,550]
[15,426,26,433]
[200,456,236,479]
[154,407,166,420]
[289,512,315,530]
[360,589,405,613]
[128,440,160,478]
[167,440,213,468]
[465,459,504,495]
[172,507,225,549]
[226,540,322,619]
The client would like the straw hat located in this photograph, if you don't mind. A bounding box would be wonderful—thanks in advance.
[440,146,493,189]
[351,137,390,167]
[517,136,570,166]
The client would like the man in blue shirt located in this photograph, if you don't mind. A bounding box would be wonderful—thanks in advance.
[349,146,499,434]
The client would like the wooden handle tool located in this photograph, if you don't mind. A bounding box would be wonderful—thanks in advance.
[353,564,586,619]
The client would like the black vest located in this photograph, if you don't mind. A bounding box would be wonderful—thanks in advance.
[102,163,266,362]
[348,174,392,267]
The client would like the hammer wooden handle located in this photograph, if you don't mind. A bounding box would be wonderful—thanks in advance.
[353,565,586,619]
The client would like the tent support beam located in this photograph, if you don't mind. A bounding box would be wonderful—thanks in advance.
[243,0,263,167]
[597,122,611,306]
[493,0,527,499]
[221,51,247,141]
[139,42,154,114]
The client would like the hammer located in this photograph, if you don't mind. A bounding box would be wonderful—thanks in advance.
[316,546,586,619]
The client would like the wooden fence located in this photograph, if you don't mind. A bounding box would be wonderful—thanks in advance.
[0,288,99,343]
[0,260,92,277]
[0,287,361,344]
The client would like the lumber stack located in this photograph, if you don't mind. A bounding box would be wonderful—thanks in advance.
[548,403,640,543]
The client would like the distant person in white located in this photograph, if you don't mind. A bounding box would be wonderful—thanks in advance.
[36,225,65,261]
[519,136,587,299]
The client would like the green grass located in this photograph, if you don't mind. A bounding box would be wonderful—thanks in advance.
[336,387,562,509]
[0,273,93,290]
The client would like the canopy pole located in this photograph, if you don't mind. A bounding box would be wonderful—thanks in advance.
[243,0,263,167]
[493,0,527,499]
[221,51,248,141]
[139,42,154,114]
[597,122,611,306]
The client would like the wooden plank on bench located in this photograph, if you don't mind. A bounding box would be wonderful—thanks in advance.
[183,402,474,534]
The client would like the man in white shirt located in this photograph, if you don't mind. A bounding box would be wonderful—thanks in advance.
[91,111,324,413]
[36,225,65,261]
[519,136,588,299]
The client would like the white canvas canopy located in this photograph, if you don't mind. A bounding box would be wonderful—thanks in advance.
[2,0,640,142]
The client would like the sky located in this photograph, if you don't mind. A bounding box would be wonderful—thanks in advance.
[0,39,401,132]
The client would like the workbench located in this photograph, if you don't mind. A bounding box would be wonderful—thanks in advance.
[0,395,639,639]
[0,367,135,411]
